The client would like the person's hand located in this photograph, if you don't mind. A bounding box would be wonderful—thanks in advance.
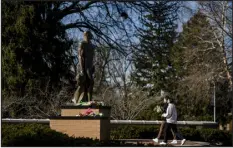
[161,114,166,117]
[80,70,84,76]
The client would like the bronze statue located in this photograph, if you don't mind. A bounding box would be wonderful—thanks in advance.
[72,31,95,104]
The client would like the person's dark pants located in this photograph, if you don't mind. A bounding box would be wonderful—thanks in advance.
[157,120,176,139]
[164,122,184,143]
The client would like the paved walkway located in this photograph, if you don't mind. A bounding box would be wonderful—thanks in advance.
[117,139,210,146]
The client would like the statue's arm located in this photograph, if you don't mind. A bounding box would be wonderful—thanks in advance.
[92,46,97,73]
[78,43,85,72]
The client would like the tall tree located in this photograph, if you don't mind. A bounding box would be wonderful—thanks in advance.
[199,1,232,88]
[2,1,163,96]
[171,11,231,122]
[2,1,158,118]
[131,1,179,95]
[2,1,74,96]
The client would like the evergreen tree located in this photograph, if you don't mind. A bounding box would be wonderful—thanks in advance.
[2,1,74,96]
[132,1,179,95]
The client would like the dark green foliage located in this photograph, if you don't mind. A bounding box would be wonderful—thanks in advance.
[1,123,151,146]
[2,123,231,146]
[2,1,76,119]
[136,103,163,120]
[181,128,232,146]
[2,1,74,96]
[111,125,159,139]
[2,123,75,146]
[110,125,232,146]
[111,125,177,140]
[132,1,179,95]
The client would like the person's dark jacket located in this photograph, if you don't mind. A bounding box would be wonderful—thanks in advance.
[161,103,168,121]
[163,103,168,113]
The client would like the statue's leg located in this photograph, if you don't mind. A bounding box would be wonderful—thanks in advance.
[73,86,85,104]
[87,78,94,102]
[73,87,80,104]
[79,73,89,103]
[76,72,89,103]
[81,80,88,102]
[77,85,85,103]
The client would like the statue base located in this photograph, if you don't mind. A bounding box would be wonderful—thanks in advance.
[49,105,111,141]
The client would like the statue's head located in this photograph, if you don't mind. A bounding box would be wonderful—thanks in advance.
[84,31,93,41]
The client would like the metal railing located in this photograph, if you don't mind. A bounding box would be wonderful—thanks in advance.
[2,118,218,127]
[2,118,50,124]
[111,120,218,126]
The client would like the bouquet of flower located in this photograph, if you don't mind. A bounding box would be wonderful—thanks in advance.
[76,108,104,117]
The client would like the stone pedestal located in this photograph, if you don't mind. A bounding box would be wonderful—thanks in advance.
[49,105,111,141]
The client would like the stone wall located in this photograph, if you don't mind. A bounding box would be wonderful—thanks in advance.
[50,106,111,141]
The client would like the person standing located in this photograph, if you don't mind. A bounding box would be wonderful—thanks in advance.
[160,96,186,145]
[152,97,177,144]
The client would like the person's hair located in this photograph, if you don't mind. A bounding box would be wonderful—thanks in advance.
[169,98,174,103]
[165,95,175,103]
[164,95,170,100]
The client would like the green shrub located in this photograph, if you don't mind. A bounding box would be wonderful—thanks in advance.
[1,123,152,146]
[2,123,231,146]
[178,127,201,141]
[2,123,78,146]
[110,125,232,146]
[179,128,231,145]
[110,125,177,140]
[197,128,232,146]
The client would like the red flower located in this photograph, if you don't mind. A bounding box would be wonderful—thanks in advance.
[84,108,93,115]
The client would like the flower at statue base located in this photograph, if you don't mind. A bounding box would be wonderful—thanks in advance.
[83,108,94,115]
[76,112,104,117]
[89,112,96,117]
[90,101,95,104]
[98,102,105,106]
[76,113,84,117]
